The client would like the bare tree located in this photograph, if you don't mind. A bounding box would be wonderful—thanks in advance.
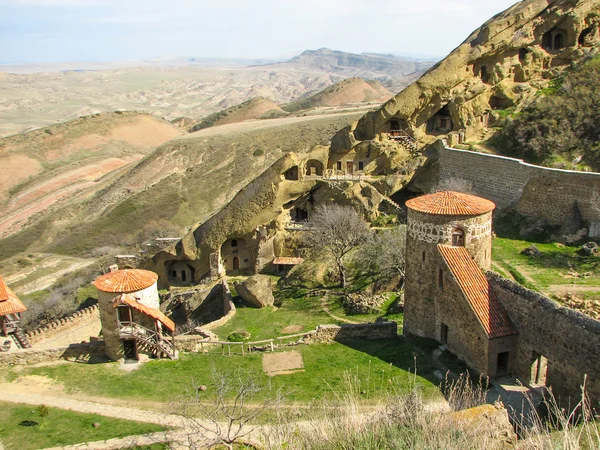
[356,226,407,289]
[306,204,370,288]
[167,369,277,449]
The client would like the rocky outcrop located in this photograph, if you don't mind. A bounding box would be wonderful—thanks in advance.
[332,0,600,149]
[234,275,275,308]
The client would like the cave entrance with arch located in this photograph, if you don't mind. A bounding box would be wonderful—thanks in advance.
[426,105,454,135]
[305,160,324,177]
[167,261,196,285]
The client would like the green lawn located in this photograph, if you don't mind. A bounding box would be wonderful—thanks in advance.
[11,339,444,405]
[216,293,333,342]
[0,402,165,450]
[492,237,600,292]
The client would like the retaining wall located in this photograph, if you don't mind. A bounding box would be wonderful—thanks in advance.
[0,341,106,367]
[309,321,398,342]
[438,147,600,237]
[26,304,100,345]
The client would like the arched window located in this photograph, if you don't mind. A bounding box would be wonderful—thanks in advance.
[451,228,465,247]
[231,239,238,248]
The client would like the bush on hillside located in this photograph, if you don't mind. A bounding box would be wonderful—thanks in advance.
[492,57,600,171]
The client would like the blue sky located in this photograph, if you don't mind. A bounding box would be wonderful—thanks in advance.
[0,0,519,63]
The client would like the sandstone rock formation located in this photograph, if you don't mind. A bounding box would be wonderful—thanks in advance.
[332,0,600,150]
[234,275,275,308]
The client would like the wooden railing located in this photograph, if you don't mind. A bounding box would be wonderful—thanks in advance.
[118,321,176,359]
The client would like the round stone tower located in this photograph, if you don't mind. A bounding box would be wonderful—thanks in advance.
[403,191,495,338]
[93,268,160,361]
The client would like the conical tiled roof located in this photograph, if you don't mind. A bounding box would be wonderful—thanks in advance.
[0,275,27,316]
[406,191,495,216]
[93,269,158,293]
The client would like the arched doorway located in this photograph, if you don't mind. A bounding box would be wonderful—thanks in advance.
[233,257,240,270]
[305,160,324,177]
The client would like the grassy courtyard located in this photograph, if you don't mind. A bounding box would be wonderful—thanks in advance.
[492,237,600,293]
[8,339,447,406]
[0,402,165,450]
[216,286,401,342]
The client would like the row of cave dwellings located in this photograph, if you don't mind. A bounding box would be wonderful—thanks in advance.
[385,20,599,142]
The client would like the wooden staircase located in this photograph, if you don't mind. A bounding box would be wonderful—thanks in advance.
[389,130,419,153]
[119,322,176,359]
[12,328,31,349]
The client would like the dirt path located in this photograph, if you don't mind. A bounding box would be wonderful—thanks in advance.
[40,430,186,450]
[320,295,358,324]
[548,284,600,294]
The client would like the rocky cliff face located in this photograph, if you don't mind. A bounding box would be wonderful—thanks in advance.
[332,0,600,150]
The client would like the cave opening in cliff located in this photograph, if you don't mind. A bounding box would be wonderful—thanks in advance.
[578,26,596,46]
[543,28,567,51]
[426,105,454,135]
[284,166,299,180]
[518,48,529,64]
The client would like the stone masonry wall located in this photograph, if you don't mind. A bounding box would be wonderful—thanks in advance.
[488,273,600,404]
[438,147,600,237]
[309,321,398,342]
[0,341,106,368]
[26,304,100,346]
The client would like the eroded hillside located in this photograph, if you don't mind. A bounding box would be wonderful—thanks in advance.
[332,0,600,160]
[0,112,182,237]
[0,111,366,261]
[283,78,393,112]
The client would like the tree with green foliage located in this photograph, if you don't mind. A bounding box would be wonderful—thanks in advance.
[356,226,407,289]
[305,204,370,288]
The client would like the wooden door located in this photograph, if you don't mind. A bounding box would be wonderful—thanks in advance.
[346,161,354,174]
[233,257,240,270]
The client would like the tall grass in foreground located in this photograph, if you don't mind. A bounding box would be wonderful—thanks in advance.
[516,377,600,450]
[259,372,599,450]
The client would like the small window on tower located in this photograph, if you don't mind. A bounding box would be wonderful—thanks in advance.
[231,239,238,248]
[438,268,444,290]
[422,251,426,263]
[358,161,364,171]
[336,161,342,171]
[452,228,465,247]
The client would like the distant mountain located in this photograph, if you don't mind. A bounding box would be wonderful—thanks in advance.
[283,77,393,112]
[261,48,436,91]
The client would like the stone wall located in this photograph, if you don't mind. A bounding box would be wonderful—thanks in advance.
[309,321,398,342]
[27,304,100,346]
[437,147,600,237]
[0,341,106,367]
[488,273,600,403]
[201,279,236,330]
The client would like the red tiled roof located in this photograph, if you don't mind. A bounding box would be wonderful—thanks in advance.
[93,269,158,293]
[438,245,517,338]
[0,276,27,316]
[114,294,175,332]
[273,257,304,265]
[406,191,495,216]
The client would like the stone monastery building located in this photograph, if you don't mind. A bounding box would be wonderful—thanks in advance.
[94,268,176,362]
[0,275,30,349]
[404,191,599,402]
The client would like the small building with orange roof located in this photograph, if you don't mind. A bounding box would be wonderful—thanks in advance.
[404,191,518,377]
[0,275,31,349]
[93,268,176,362]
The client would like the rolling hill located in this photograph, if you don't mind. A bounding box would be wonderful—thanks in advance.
[283,78,393,112]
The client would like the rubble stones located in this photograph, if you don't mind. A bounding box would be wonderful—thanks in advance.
[521,245,541,258]
[343,293,387,315]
